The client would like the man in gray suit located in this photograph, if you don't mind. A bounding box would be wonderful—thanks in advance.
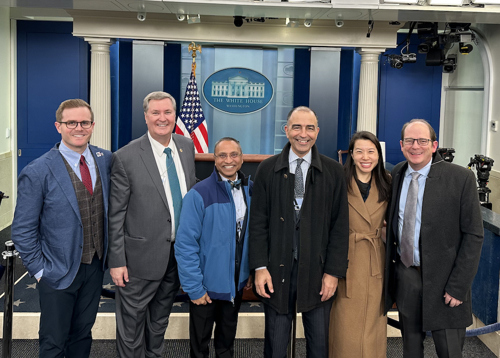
[108,91,196,358]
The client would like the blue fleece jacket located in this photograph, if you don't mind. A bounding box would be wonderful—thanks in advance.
[175,168,252,302]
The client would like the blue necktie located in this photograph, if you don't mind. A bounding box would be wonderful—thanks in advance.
[164,148,183,235]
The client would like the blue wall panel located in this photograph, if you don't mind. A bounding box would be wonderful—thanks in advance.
[17,21,89,174]
[294,48,310,108]
[378,34,442,165]
[471,229,500,325]
[110,40,132,151]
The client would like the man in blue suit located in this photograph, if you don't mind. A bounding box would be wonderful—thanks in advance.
[11,99,112,358]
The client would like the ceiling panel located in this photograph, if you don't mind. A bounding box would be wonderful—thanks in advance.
[115,0,172,13]
[162,1,331,19]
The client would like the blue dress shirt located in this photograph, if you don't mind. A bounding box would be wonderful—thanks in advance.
[397,159,432,266]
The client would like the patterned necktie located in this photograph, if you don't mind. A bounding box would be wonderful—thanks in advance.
[294,158,305,199]
[79,155,93,195]
[164,148,183,235]
[400,172,421,268]
[229,179,241,190]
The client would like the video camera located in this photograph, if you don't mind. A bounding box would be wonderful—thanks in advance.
[468,154,494,210]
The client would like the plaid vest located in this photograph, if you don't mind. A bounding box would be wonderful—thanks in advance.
[62,155,104,264]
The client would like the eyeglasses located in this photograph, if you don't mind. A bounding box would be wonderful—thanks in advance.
[59,121,93,129]
[403,138,432,146]
[214,152,242,160]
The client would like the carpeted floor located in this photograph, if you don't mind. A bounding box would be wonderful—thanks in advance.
[0,337,497,357]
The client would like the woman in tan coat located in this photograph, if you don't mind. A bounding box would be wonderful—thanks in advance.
[329,131,391,358]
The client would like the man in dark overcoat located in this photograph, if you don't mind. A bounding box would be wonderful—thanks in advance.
[384,118,484,358]
[249,106,349,358]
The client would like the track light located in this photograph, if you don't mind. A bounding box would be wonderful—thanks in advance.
[187,14,201,24]
[286,18,299,28]
[234,16,244,27]
[137,4,146,22]
[304,19,313,27]
[177,13,185,21]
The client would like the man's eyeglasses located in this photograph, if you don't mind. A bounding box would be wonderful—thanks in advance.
[403,138,432,146]
[59,121,93,129]
[214,153,242,160]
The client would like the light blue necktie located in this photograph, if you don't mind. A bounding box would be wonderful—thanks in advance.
[164,148,183,235]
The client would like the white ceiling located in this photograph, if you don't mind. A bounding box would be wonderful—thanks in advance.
[3,0,500,24]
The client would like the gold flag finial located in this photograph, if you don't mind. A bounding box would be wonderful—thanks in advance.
[188,42,202,74]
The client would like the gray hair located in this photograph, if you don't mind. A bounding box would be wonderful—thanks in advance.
[143,91,177,113]
[286,106,318,126]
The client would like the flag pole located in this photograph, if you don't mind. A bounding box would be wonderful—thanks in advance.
[188,41,202,75]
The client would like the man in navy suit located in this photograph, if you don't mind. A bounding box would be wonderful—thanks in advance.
[12,99,112,358]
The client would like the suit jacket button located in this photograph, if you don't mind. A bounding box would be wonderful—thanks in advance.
[280,217,284,222]
[393,242,396,245]
[284,174,288,179]
[392,260,396,263]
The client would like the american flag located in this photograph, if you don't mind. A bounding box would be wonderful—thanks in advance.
[175,70,209,153]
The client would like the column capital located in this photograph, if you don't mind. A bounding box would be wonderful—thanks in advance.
[84,37,114,46]
[356,47,386,56]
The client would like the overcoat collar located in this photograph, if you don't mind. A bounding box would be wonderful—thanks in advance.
[348,177,385,226]
[274,143,323,183]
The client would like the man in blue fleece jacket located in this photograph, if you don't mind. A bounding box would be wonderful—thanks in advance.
[175,137,253,358]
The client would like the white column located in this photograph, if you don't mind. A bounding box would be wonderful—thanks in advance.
[356,47,386,135]
[85,37,114,150]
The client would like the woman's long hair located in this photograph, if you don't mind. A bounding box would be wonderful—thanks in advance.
[344,131,392,203]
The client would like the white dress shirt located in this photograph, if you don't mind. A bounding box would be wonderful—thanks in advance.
[148,132,188,241]
[221,173,247,233]
[289,148,312,210]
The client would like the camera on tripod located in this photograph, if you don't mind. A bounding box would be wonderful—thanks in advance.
[437,148,455,163]
[468,154,494,210]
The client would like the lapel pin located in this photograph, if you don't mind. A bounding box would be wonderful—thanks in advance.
[96,152,103,157]
[180,149,183,153]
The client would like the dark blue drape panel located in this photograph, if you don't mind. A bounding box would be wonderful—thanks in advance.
[17,21,88,174]
[338,49,355,153]
[110,40,132,151]
[164,43,182,114]
[378,33,442,164]
[293,48,310,108]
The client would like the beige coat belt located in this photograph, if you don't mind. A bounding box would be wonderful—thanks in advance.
[346,228,383,298]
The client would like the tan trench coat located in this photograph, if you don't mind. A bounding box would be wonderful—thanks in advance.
[329,178,388,358]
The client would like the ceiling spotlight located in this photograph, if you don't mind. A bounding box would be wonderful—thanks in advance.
[286,18,299,28]
[177,13,185,21]
[187,14,201,24]
[137,4,146,22]
[234,16,244,27]
[335,14,344,28]
[304,19,313,27]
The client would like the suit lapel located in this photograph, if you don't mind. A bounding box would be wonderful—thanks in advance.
[89,145,108,214]
[45,147,81,222]
[421,158,444,222]
[139,135,170,210]
[172,135,192,188]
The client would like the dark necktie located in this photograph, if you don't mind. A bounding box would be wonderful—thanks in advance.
[400,172,421,267]
[229,179,242,190]
[294,158,304,199]
[164,148,183,235]
[79,155,93,195]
